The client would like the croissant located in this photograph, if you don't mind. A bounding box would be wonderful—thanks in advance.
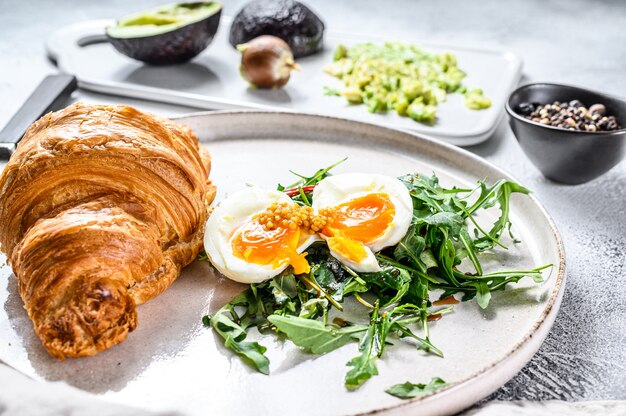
[0,102,215,359]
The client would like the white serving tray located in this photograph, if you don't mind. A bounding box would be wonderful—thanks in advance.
[47,19,522,145]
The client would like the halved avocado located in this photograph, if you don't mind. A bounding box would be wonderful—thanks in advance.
[106,2,222,65]
[229,0,324,58]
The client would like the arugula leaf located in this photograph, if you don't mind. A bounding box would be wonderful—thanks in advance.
[313,262,338,289]
[420,211,464,235]
[298,298,329,319]
[420,249,438,270]
[360,267,411,307]
[345,304,392,390]
[399,173,448,214]
[385,377,447,399]
[432,265,551,305]
[341,276,369,297]
[475,281,492,309]
[404,275,429,306]
[196,250,209,262]
[269,274,298,314]
[459,228,483,275]
[391,320,443,357]
[211,307,270,374]
[282,158,348,190]
[345,323,380,390]
[224,335,270,375]
[393,225,427,272]
[436,237,460,286]
[360,267,411,292]
[269,315,366,354]
[465,180,530,250]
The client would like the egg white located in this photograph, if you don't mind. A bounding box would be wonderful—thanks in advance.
[204,188,319,284]
[312,173,413,271]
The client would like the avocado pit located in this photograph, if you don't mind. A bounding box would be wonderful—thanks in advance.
[239,35,300,89]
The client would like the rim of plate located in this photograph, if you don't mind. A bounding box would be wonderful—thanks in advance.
[172,110,566,415]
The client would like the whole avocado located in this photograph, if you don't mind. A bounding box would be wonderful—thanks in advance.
[229,0,325,58]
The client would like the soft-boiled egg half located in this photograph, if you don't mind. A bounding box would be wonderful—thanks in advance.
[204,173,413,283]
[312,173,413,273]
[203,188,319,283]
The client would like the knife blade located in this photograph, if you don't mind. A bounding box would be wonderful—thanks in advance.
[0,74,77,159]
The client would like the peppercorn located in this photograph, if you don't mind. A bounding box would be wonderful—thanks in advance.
[517,100,622,132]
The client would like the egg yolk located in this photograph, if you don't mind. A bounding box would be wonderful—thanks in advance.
[231,217,310,274]
[322,192,395,262]
[327,236,368,262]
[323,192,395,242]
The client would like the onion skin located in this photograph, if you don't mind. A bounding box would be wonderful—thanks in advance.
[238,35,300,89]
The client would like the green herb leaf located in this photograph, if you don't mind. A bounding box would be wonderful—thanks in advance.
[419,249,438,270]
[345,323,379,390]
[360,267,411,307]
[283,158,348,190]
[224,335,270,375]
[420,211,464,235]
[313,262,339,289]
[196,250,209,262]
[459,228,483,275]
[269,274,298,313]
[323,86,342,96]
[392,320,443,357]
[466,180,531,250]
[475,281,492,309]
[268,315,366,354]
[360,267,411,292]
[209,288,271,374]
[298,298,329,319]
[385,377,447,399]
[341,276,369,297]
[211,309,271,374]
[393,225,427,272]
[345,304,392,390]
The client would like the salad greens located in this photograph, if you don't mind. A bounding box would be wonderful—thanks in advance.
[201,160,550,393]
[323,42,492,124]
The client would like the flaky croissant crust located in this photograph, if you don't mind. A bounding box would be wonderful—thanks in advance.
[0,103,215,358]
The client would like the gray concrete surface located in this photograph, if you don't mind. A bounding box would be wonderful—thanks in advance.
[1,0,625,407]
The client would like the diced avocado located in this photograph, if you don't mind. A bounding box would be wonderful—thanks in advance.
[323,41,491,125]
[464,88,492,110]
[341,88,363,104]
[333,44,348,61]
[394,94,410,116]
[106,2,222,65]
[407,102,437,123]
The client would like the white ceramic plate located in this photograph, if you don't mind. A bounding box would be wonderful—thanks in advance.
[46,19,522,145]
[0,112,564,416]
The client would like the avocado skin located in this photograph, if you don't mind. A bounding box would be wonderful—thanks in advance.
[107,9,221,65]
[229,0,324,58]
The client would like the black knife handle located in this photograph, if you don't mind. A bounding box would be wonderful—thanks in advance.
[0,74,77,158]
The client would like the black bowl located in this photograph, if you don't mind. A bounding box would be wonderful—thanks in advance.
[506,83,626,184]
